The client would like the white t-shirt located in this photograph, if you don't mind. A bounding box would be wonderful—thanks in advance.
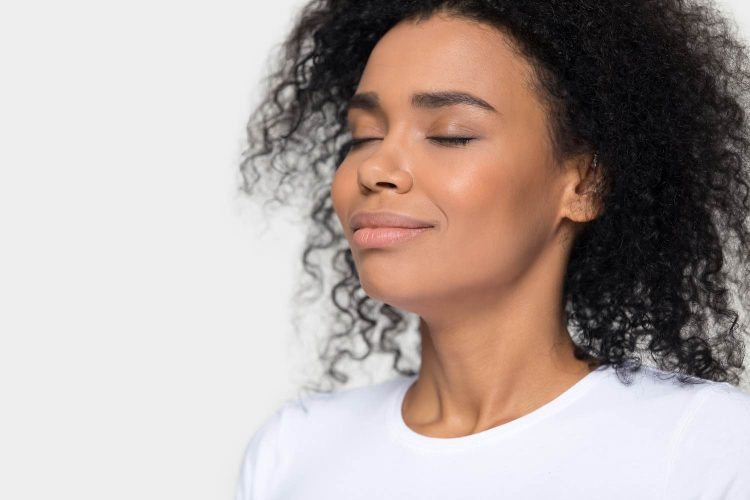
[235,364,750,499]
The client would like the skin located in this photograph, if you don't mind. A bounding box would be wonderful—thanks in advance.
[330,11,603,438]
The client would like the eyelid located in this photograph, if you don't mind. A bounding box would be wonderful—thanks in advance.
[427,136,475,146]
[346,136,476,149]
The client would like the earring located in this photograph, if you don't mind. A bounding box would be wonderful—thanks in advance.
[592,151,599,169]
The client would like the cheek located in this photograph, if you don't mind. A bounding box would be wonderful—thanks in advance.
[429,152,554,281]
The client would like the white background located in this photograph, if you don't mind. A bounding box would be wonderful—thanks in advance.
[1,1,748,499]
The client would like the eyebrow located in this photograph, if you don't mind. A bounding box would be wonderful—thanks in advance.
[346,90,498,114]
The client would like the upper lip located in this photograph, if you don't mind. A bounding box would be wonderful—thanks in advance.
[350,210,435,231]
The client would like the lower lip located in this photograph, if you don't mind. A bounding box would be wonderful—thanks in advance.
[352,227,432,249]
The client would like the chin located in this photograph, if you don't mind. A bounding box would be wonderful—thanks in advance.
[362,285,430,316]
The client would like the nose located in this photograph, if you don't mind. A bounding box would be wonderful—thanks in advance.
[356,132,414,194]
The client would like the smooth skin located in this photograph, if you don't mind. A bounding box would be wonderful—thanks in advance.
[331,11,603,438]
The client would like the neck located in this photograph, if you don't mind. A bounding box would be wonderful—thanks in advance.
[401,243,597,438]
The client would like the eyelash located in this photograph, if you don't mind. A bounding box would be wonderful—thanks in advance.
[346,136,475,150]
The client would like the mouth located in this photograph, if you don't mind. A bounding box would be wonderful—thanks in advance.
[349,210,435,232]
[352,226,432,249]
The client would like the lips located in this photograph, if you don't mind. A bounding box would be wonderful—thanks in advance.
[349,210,435,231]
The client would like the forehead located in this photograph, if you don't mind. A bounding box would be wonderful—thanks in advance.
[354,13,535,111]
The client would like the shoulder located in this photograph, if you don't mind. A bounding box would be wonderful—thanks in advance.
[675,380,750,448]
[622,365,750,442]
[685,379,750,425]
[661,378,750,499]
[235,401,290,500]
[234,376,409,500]
[595,366,750,498]
[587,365,733,424]
[598,364,746,410]
[273,376,409,448]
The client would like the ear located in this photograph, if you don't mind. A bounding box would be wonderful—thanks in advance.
[559,151,607,226]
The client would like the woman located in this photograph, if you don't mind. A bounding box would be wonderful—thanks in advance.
[236,1,750,498]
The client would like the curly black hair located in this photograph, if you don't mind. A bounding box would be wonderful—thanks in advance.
[239,0,750,395]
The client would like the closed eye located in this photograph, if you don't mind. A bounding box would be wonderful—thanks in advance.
[428,137,475,147]
[346,136,476,150]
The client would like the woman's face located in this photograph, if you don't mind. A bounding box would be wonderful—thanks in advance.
[331,13,583,313]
